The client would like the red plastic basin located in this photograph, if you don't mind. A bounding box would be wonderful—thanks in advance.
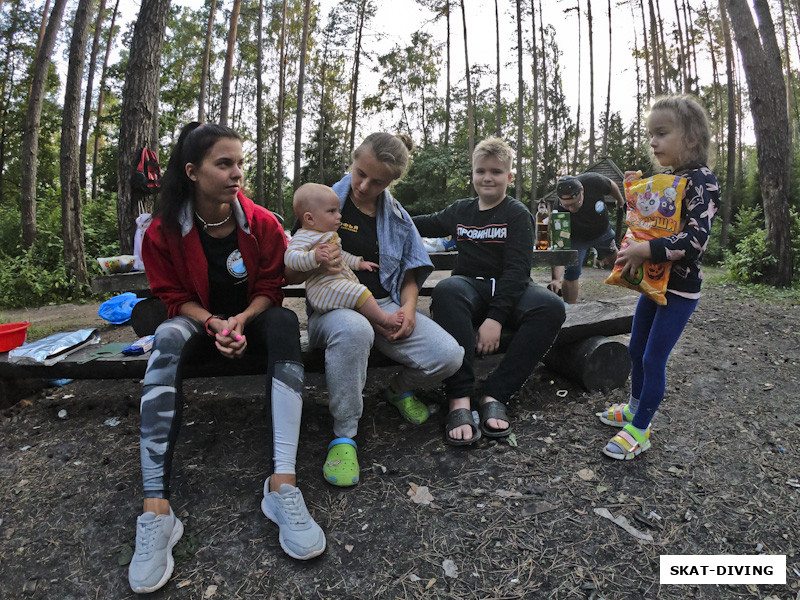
[0,322,31,352]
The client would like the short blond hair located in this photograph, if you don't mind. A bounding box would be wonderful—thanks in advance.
[293,182,337,222]
[472,137,514,171]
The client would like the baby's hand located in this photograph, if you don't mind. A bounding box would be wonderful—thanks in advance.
[314,244,331,264]
[624,170,643,183]
[359,260,379,272]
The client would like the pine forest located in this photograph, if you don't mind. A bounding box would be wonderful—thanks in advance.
[0,0,799,306]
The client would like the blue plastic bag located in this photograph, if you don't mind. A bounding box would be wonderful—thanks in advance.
[98,292,145,325]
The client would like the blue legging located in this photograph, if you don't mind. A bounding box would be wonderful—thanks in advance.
[629,292,698,429]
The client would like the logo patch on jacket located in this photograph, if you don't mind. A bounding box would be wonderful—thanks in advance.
[226,250,248,279]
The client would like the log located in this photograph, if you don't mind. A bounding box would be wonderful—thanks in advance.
[543,336,631,391]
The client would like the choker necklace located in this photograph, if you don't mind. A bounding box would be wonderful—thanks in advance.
[195,210,232,230]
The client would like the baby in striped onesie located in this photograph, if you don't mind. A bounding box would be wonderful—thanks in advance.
[285,183,404,337]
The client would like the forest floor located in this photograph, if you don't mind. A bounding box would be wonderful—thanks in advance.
[0,266,798,600]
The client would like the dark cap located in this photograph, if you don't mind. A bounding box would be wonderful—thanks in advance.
[556,176,583,198]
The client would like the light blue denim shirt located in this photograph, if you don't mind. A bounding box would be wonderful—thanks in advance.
[332,173,433,305]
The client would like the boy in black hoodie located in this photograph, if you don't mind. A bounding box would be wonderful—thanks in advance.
[413,137,565,445]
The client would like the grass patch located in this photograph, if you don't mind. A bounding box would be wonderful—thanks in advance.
[704,265,800,303]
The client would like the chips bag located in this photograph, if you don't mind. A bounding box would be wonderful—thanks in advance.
[604,173,687,305]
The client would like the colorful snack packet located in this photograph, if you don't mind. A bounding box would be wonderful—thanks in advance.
[605,173,688,305]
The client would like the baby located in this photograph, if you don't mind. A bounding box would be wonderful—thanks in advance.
[285,183,404,337]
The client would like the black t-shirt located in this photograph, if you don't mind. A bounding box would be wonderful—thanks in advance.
[552,172,614,240]
[338,198,389,299]
[413,196,533,325]
[197,225,249,316]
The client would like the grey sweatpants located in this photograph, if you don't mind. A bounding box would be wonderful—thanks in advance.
[307,297,464,439]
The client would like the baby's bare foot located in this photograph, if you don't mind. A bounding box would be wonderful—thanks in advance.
[373,310,404,338]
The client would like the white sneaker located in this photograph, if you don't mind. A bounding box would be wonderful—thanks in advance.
[261,478,326,560]
[128,508,184,594]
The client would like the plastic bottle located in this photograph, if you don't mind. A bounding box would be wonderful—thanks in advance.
[535,200,550,250]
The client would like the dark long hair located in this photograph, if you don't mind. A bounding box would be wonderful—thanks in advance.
[155,122,242,230]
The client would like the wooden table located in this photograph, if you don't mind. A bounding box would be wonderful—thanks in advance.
[90,250,579,297]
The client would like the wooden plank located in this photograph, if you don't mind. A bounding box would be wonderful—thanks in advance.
[90,250,579,296]
[0,295,637,383]
[90,271,149,295]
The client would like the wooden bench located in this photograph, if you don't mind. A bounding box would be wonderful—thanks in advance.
[89,251,579,297]
[2,249,640,404]
[0,295,637,407]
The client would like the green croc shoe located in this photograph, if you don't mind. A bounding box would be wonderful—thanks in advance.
[323,438,360,486]
[384,387,429,425]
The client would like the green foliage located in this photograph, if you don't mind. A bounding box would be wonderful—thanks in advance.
[703,216,724,266]
[0,247,72,308]
[724,229,776,284]
[0,190,121,308]
[723,207,800,284]
[393,143,470,215]
[728,205,763,249]
[83,193,122,261]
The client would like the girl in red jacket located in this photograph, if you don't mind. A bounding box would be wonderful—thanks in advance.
[128,123,324,594]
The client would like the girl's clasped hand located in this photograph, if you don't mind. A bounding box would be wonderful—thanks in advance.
[210,316,247,358]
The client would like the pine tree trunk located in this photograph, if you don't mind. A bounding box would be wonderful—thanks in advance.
[494,0,501,137]
[219,0,241,127]
[639,0,651,102]
[629,0,642,151]
[0,1,20,199]
[20,0,66,249]
[572,0,582,172]
[61,0,93,287]
[444,0,451,148]
[79,0,106,195]
[35,0,51,58]
[91,0,119,200]
[601,0,611,157]
[460,0,474,169]
[648,0,662,95]
[255,0,264,205]
[702,1,721,161]
[198,0,217,123]
[349,0,366,156]
[725,0,793,285]
[587,0,595,163]
[515,0,523,201]
[529,0,539,207]
[673,0,689,92]
[276,0,287,213]
[779,0,793,140]
[655,0,669,90]
[293,0,311,191]
[685,1,700,90]
[117,0,170,254]
[719,0,735,249]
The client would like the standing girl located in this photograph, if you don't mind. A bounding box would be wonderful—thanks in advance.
[129,123,324,594]
[598,95,719,460]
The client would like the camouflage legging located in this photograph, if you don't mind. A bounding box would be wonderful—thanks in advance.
[139,307,304,499]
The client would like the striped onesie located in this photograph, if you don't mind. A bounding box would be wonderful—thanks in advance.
[285,229,373,313]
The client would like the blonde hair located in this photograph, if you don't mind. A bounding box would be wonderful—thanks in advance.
[647,94,713,169]
[352,133,414,180]
[472,136,514,171]
[293,182,337,222]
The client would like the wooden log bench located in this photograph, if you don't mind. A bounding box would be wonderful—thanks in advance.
[1,250,639,404]
[88,251,579,297]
